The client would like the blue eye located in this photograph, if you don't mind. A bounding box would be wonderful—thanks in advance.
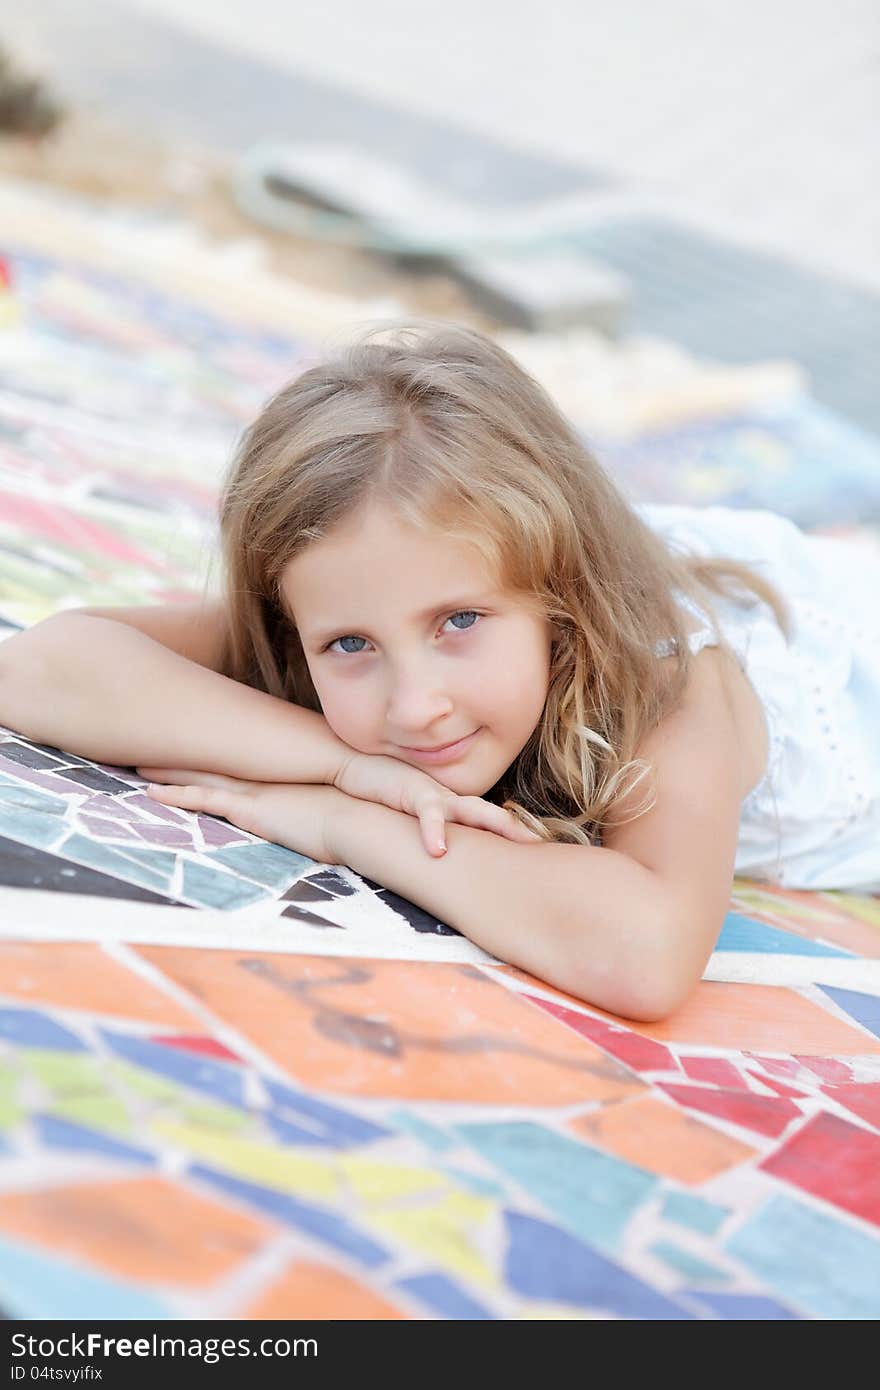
[324,610,482,655]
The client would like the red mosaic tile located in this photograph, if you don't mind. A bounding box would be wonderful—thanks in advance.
[819,1083,880,1132]
[795,1056,855,1084]
[680,1057,749,1089]
[744,1070,810,1101]
[656,1083,802,1139]
[760,1110,880,1228]
[527,996,680,1074]
[151,1034,244,1064]
[743,1054,804,1081]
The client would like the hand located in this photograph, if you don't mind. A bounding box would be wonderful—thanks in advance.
[136,767,346,865]
[332,750,544,857]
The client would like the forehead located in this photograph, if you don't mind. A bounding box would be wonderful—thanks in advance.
[281,508,501,610]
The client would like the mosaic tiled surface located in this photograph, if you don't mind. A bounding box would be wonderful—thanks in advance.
[1,196,879,1319]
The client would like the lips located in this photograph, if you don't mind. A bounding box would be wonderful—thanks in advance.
[400,729,482,763]
[405,734,474,752]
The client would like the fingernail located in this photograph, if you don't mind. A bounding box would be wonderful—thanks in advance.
[437,841,447,855]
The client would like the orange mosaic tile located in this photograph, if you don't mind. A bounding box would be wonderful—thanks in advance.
[731,883,880,959]
[493,969,880,1054]
[240,1259,410,1319]
[569,1093,758,1185]
[0,1176,274,1287]
[0,940,203,1030]
[134,949,638,1105]
[586,983,880,1055]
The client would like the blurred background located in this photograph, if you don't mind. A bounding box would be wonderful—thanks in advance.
[1,0,879,631]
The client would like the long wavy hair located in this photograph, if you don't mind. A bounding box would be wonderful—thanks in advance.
[217,319,792,845]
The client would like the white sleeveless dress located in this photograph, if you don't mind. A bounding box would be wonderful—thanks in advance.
[637,502,880,893]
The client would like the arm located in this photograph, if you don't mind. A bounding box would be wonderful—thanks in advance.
[331,644,749,1021]
[331,796,678,1021]
[0,611,350,784]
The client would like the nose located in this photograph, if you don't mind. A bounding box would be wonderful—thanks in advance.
[385,663,454,739]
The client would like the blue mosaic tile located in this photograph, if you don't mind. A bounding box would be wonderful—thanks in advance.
[0,799,68,850]
[264,1078,391,1148]
[726,1194,880,1319]
[189,1164,390,1268]
[457,1121,657,1253]
[685,1290,802,1320]
[505,1211,694,1319]
[388,1108,457,1153]
[180,858,269,909]
[206,840,311,890]
[0,1008,85,1052]
[35,1113,156,1164]
[0,782,68,813]
[716,912,853,957]
[99,1030,246,1109]
[661,1191,729,1236]
[0,834,184,906]
[440,1167,506,1199]
[816,985,880,1041]
[649,1240,732,1285]
[394,1271,497,1320]
[0,1235,171,1320]
[60,833,175,892]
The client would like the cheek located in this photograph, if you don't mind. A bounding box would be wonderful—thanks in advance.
[312,677,375,744]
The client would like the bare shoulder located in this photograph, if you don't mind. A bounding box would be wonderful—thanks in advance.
[61,597,230,672]
[601,639,766,992]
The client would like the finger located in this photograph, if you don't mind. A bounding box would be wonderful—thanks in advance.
[419,807,448,857]
[145,782,228,816]
[137,767,205,785]
[137,767,242,791]
[454,798,543,843]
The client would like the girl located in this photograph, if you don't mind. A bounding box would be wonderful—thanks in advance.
[2,321,878,1021]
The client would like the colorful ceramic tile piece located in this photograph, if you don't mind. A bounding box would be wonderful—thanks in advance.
[392,1271,497,1320]
[525,994,679,1073]
[503,1212,693,1319]
[660,1191,729,1236]
[188,1165,391,1268]
[0,1235,171,1321]
[715,911,854,957]
[0,940,202,1027]
[456,1121,658,1254]
[656,1083,801,1139]
[818,1083,880,1130]
[725,1195,880,1320]
[759,1111,880,1228]
[240,1260,409,1320]
[0,1176,275,1288]
[684,1290,801,1320]
[570,1094,757,1185]
[135,949,638,1105]
[816,986,880,1041]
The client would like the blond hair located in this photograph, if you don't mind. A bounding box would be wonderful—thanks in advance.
[218,320,791,845]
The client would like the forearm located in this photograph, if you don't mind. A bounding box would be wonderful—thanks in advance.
[332,797,684,1021]
[0,616,349,783]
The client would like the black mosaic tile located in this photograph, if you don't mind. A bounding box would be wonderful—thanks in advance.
[374,887,461,936]
[50,768,137,795]
[0,742,67,771]
[280,903,342,927]
[0,833,190,906]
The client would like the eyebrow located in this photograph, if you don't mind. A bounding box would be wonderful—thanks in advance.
[304,595,497,646]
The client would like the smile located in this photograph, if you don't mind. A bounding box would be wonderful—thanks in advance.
[401,729,482,763]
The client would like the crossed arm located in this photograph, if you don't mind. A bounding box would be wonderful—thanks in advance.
[330,793,686,1021]
[330,644,745,1022]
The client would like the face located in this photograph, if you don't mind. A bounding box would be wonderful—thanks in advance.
[280,505,554,795]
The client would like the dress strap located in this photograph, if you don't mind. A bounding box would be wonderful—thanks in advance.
[655,626,718,659]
